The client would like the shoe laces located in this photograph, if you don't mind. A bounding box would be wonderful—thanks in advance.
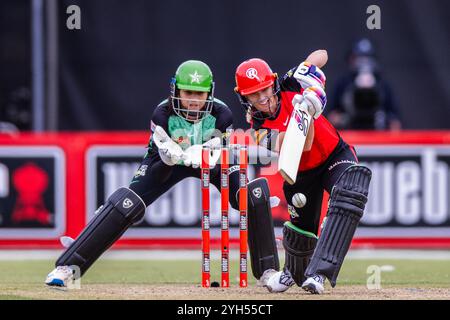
[312,274,325,285]
[56,266,74,276]
[280,270,295,287]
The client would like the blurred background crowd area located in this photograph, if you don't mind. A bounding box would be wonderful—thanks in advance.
[1,0,449,133]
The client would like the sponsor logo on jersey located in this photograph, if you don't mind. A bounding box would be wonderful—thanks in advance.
[134,165,148,178]
[328,160,357,171]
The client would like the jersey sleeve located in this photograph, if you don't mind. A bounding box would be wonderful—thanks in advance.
[150,103,170,134]
[250,128,278,152]
[212,99,234,146]
[280,67,303,93]
[214,100,233,133]
[146,102,171,158]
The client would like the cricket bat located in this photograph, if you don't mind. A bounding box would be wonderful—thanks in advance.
[278,101,312,185]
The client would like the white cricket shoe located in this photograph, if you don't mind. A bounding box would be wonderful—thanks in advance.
[302,274,325,294]
[256,268,278,287]
[45,266,74,287]
[265,269,295,293]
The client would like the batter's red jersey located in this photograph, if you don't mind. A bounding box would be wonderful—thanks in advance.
[251,67,340,171]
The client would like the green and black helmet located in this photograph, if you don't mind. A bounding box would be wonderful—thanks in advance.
[170,60,215,122]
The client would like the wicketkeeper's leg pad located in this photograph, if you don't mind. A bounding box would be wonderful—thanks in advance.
[56,187,146,276]
[238,178,280,279]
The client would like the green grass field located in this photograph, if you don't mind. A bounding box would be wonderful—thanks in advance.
[0,257,449,300]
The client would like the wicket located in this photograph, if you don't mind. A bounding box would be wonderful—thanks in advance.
[201,144,248,288]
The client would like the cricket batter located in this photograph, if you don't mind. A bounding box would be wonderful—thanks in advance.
[234,51,372,294]
[45,60,280,288]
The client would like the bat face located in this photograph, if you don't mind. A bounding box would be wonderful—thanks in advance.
[293,108,311,137]
[278,102,313,185]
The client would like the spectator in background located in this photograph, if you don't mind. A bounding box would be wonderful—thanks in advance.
[0,121,19,133]
[0,93,18,133]
[327,38,402,130]
[0,87,30,133]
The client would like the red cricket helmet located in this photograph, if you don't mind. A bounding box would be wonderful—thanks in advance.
[235,58,277,96]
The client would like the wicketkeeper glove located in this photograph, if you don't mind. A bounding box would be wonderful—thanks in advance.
[153,125,184,166]
[183,137,221,169]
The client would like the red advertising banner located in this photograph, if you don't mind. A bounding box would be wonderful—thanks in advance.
[1,131,450,249]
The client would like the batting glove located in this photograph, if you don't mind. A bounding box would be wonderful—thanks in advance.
[292,86,327,120]
[293,61,326,89]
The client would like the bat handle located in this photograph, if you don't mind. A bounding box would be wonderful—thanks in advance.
[297,101,309,113]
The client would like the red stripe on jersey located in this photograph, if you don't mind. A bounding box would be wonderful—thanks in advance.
[254,91,340,171]
[349,145,359,162]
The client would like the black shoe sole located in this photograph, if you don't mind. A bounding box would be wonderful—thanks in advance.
[302,283,320,294]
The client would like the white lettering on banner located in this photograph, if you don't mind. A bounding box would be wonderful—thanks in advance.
[87,145,450,240]
[396,161,420,225]
[423,149,448,225]
[100,161,175,225]
[0,163,8,197]
[362,162,394,225]
[98,162,256,226]
[146,193,171,226]
[101,162,140,199]
[360,147,450,227]
[173,178,199,225]
[144,179,241,226]
[210,186,222,224]
[95,148,450,228]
